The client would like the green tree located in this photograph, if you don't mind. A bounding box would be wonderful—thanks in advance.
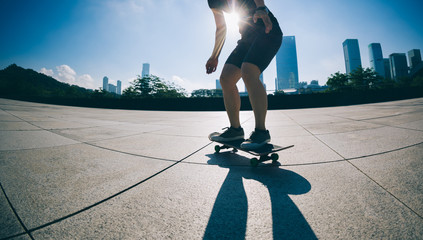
[326,72,348,91]
[92,89,119,98]
[123,75,186,98]
[349,67,383,89]
[191,89,212,98]
[191,89,223,97]
[274,90,285,95]
[411,76,423,87]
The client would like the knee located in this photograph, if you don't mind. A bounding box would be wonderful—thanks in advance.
[219,64,242,89]
[219,73,237,89]
[241,63,261,85]
[240,70,250,84]
[219,76,232,89]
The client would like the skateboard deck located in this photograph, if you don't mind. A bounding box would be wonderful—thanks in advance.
[208,132,294,166]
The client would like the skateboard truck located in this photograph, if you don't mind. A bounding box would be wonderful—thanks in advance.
[250,153,280,167]
[214,144,238,153]
[213,143,286,167]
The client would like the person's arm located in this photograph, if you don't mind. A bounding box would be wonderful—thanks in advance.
[253,0,273,34]
[206,8,227,74]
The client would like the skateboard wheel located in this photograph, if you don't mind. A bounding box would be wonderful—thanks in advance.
[271,153,279,161]
[250,158,259,167]
[214,145,221,153]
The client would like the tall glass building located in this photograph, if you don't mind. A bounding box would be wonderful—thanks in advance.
[216,79,222,90]
[368,43,385,78]
[117,80,122,95]
[108,84,116,94]
[102,76,109,91]
[389,53,408,81]
[383,59,391,80]
[343,39,362,74]
[142,63,150,77]
[408,49,422,69]
[275,36,299,90]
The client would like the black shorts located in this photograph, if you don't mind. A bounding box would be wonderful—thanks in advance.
[225,12,283,73]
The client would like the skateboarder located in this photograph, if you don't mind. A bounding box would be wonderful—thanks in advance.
[206,0,283,149]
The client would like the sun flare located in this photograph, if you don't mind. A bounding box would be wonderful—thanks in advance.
[224,12,240,31]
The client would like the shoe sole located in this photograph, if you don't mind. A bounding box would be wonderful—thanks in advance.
[210,136,244,142]
[240,139,270,150]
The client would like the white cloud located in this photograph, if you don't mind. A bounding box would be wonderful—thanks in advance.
[56,65,77,85]
[78,74,95,89]
[39,65,96,89]
[40,68,54,77]
[172,75,185,84]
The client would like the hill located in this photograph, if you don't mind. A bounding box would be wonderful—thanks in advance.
[0,64,92,98]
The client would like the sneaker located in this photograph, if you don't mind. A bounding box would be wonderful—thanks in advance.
[241,129,271,150]
[209,127,244,142]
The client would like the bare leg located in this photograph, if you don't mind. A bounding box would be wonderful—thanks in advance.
[220,64,242,128]
[241,63,267,131]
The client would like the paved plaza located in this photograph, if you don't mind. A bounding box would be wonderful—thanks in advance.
[0,97,422,239]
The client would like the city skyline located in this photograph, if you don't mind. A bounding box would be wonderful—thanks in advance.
[103,76,122,95]
[1,0,422,93]
[100,40,422,93]
[345,39,422,81]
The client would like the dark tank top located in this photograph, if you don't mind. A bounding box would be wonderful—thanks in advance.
[208,0,256,17]
[208,0,279,38]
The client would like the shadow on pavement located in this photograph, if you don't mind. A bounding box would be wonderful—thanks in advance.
[204,153,317,240]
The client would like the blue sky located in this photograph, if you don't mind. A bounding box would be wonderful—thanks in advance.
[1,0,422,93]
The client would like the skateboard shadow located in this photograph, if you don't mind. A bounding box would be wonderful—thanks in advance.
[203,153,317,240]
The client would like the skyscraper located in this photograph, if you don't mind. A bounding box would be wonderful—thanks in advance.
[276,36,299,90]
[117,80,122,95]
[103,76,109,91]
[108,84,116,94]
[389,53,408,81]
[343,39,362,74]
[216,79,222,89]
[368,43,385,78]
[142,63,150,77]
[383,59,391,80]
[408,49,422,69]
[259,73,266,91]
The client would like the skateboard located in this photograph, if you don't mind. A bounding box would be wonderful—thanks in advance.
[208,132,294,167]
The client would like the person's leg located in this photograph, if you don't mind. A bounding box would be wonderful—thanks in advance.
[220,63,242,128]
[240,12,282,132]
[241,62,267,131]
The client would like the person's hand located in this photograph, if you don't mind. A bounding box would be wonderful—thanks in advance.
[254,10,273,34]
[206,57,218,74]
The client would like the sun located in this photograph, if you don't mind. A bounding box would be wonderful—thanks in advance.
[224,12,240,32]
